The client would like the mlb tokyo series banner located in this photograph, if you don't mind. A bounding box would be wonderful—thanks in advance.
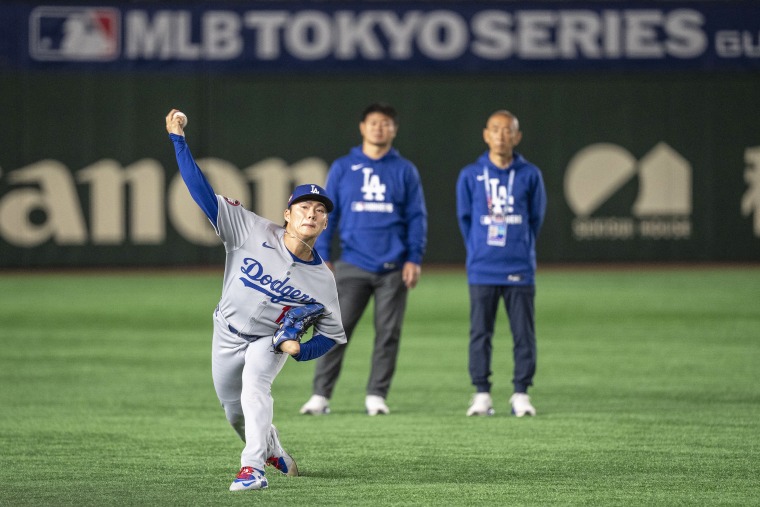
[1,1,759,73]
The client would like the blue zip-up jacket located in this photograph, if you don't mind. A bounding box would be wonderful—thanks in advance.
[456,151,546,286]
[315,146,427,274]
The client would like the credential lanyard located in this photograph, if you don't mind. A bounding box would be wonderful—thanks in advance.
[482,167,492,214]
[506,168,515,214]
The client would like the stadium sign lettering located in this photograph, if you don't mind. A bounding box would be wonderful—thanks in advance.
[119,9,710,62]
[565,143,694,241]
[7,3,758,71]
[0,157,327,247]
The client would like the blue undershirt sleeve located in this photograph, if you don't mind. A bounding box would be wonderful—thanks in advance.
[292,334,336,362]
[170,133,218,224]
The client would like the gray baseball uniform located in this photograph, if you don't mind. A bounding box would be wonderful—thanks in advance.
[170,131,345,472]
[212,195,346,469]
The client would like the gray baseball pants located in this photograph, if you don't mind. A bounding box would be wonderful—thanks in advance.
[211,311,288,469]
[311,260,409,399]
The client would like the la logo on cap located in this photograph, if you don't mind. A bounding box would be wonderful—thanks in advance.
[287,183,334,212]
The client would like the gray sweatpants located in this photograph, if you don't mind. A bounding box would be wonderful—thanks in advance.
[311,260,409,399]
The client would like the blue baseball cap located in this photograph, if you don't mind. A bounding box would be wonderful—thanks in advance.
[287,184,334,213]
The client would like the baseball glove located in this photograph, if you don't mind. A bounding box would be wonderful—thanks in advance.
[272,303,325,352]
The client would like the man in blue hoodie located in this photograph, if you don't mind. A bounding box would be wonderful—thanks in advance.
[456,110,546,417]
[300,103,428,416]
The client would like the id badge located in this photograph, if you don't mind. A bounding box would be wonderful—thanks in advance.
[487,216,507,247]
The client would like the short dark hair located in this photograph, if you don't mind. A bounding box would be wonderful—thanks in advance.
[361,103,397,124]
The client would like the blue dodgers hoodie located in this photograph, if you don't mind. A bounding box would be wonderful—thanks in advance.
[456,151,546,286]
[315,146,427,274]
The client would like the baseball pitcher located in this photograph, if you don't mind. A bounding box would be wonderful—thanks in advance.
[165,109,347,491]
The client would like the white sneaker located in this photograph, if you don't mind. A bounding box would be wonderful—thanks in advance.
[229,466,267,491]
[467,392,495,416]
[299,394,330,415]
[266,425,298,477]
[510,392,536,417]
[365,395,390,416]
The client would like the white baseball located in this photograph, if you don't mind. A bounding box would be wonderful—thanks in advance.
[173,111,188,128]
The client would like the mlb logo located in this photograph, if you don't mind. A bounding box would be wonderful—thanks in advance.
[29,6,120,61]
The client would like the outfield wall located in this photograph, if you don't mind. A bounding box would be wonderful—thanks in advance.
[1,1,759,267]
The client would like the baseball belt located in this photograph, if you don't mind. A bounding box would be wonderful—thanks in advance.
[215,306,265,342]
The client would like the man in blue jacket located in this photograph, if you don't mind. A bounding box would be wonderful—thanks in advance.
[456,110,546,417]
[300,103,428,416]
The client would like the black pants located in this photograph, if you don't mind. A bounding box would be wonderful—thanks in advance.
[468,284,537,394]
[312,261,409,399]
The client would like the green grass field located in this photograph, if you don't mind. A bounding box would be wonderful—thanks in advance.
[1,267,758,506]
